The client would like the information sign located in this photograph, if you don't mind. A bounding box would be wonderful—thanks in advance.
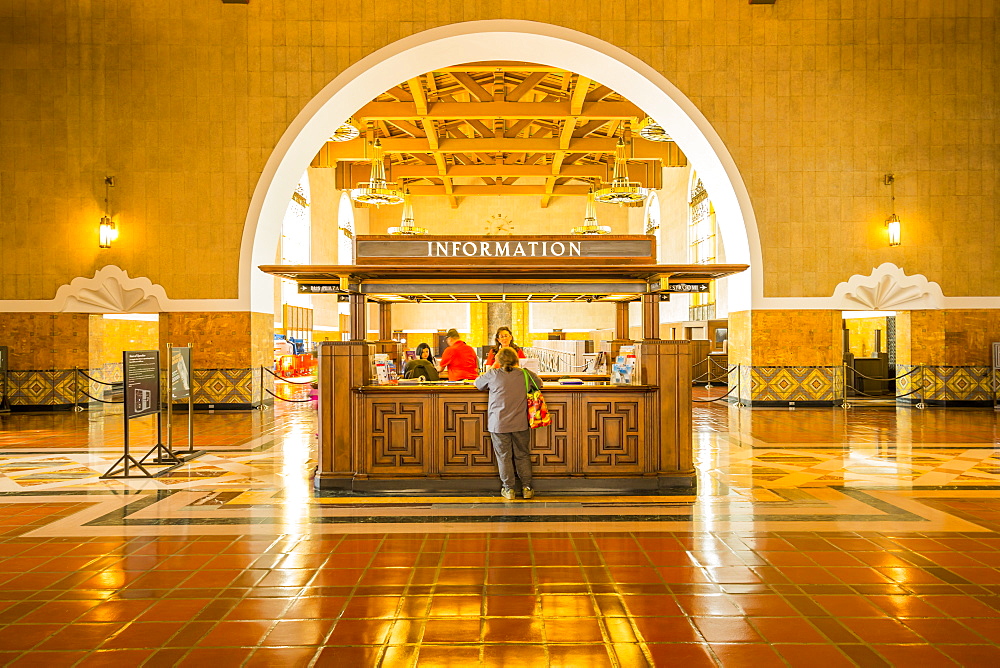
[662,283,710,293]
[298,284,343,294]
[124,350,160,419]
[169,347,192,400]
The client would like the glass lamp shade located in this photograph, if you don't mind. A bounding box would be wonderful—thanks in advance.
[637,116,672,142]
[99,216,117,248]
[329,119,360,142]
[350,140,404,206]
[886,214,901,246]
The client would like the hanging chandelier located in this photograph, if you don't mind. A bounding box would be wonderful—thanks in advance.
[329,118,360,142]
[637,116,672,142]
[350,139,404,207]
[593,139,649,205]
[571,191,611,235]
[388,190,428,235]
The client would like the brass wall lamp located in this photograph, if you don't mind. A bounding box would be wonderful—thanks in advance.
[99,176,118,249]
[884,174,901,247]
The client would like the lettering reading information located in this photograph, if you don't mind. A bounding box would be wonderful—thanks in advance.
[428,240,582,258]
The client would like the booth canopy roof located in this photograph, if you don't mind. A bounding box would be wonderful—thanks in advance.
[259,263,748,302]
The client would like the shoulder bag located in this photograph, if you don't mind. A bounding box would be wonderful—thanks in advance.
[523,369,551,428]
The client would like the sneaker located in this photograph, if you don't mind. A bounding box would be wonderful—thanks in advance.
[522,486,534,499]
[501,486,515,500]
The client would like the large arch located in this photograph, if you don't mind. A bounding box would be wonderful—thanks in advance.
[241,20,762,314]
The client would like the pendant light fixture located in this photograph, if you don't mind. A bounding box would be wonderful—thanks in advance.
[884,174,901,246]
[571,190,611,235]
[329,117,360,142]
[350,139,404,207]
[637,116,672,142]
[388,190,428,235]
[593,139,649,205]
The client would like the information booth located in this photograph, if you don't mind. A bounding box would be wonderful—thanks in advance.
[261,235,746,493]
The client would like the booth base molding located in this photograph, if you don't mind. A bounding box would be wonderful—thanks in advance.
[313,474,696,494]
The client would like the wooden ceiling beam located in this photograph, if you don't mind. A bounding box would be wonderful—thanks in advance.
[387,163,653,179]
[407,77,428,116]
[507,72,547,102]
[354,100,642,120]
[385,119,426,138]
[464,118,495,138]
[312,138,686,166]
[451,72,493,102]
[504,119,532,138]
[385,85,413,102]
[406,184,592,196]
[585,84,614,102]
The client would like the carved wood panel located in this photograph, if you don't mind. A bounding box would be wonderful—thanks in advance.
[369,401,426,472]
[440,399,496,471]
[529,398,570,470]
[584,397,644,471]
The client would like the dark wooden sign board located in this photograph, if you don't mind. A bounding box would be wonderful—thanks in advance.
[355,235,656,265]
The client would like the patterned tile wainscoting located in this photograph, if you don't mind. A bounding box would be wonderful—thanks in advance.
[733,365,844,407]
[191,368,273,409]
[5,370,78,408]
[896,365,997,406]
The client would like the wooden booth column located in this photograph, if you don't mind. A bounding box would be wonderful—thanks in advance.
[642,293,660,340]
[638,339,694,486]
[378,302,392,341]
[316,340,370,489]
[607,300,633,360]
[349,294,366,341]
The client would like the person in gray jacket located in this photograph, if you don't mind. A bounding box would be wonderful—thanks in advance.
[474,347,542,500]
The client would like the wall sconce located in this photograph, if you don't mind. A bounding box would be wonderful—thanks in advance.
[884,174,901,247]
[99,176,118,248]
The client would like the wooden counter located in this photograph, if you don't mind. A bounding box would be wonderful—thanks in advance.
[315,340,694,493]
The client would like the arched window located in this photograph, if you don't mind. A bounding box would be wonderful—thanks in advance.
[337,191,355,265]
[688,175,716,320]
[280,174,312,309]
[644,192,662,263]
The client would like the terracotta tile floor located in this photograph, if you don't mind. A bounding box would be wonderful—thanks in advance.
[0,389,998,665]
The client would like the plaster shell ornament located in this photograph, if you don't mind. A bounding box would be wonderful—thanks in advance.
[53,265,168,313]
[831,263,943,310]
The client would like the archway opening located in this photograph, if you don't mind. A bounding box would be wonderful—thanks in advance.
[242,20,760,317]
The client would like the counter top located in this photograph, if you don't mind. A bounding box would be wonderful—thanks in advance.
[357,382,656,392]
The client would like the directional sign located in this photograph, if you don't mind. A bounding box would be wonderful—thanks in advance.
[298,284,343,294]
[662,283,710,293]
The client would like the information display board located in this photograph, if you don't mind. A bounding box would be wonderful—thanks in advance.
[169,347,192,400]
[124,350,160,419]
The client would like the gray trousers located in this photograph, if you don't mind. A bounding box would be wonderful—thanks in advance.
[490,430,533,489]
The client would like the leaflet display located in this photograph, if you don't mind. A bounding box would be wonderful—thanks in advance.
[124,350,160,419]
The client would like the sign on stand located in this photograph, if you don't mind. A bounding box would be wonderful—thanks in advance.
[0,346,9,413]
[101,350,183,479]
[166,344,201,460]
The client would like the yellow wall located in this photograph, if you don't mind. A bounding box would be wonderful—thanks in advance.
[896,310,1000,366]
[0,314,90,370]
[158,312,273,368]
[728,310,841,367]
[89,317,159,369]
[1,2,996,303]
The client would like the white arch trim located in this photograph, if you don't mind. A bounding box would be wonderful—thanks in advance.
[241,20,761,313]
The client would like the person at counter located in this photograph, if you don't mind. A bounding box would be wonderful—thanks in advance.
[403,343,439,381]
[475,347,540,500]
[485,326,526,369]
[438,328,479,380]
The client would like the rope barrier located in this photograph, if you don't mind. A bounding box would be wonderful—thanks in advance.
[261,366,315,385]
[75,369,119,386]
[693,385,737,402]
[264,388,313,403]
[78,389,124,404]
[844,363,919,382]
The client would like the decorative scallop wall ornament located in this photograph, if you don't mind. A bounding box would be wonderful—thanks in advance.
[831,263,944,310]
[53,265,169,313]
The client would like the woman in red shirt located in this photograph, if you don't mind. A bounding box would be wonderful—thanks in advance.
[485,326,527,368]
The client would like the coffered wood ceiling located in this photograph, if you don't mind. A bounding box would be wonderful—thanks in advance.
[310,63,687,208]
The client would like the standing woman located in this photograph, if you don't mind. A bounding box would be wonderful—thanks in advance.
[474,347,542,500]
[485,326,527,368]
